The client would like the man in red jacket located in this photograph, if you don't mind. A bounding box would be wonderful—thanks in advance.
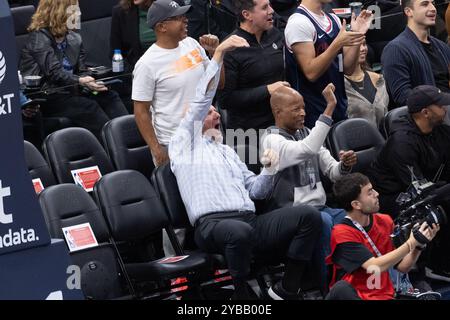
[326,173,439,300]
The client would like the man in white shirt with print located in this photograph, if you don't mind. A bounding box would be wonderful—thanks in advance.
[132,0,220,256]
[133,0,220,167]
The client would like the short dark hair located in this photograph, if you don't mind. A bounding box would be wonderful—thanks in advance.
[233,0,256,23]
[401,0,414,12]
[333,173,370,211]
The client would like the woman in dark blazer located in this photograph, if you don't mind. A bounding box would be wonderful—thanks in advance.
[110,0,154,71]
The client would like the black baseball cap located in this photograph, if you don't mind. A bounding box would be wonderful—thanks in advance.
[407,85,450,113]
[147,0,192,29]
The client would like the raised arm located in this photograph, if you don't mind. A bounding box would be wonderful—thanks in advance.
[262,83,337,171]
[289,19,364,82]
[169,36,249,154]
[343,10,373,75]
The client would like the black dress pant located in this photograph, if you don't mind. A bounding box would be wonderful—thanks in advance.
[22,112,45,150]
[194,204,322,279]
[42,90,128,139]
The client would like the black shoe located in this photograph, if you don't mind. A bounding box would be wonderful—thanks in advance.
[229,283,259,300]
[425,267,450,283]
[268,281,303,300]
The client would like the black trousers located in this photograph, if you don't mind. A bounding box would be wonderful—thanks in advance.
[194,205,322,279]
[22,112,45,150]
[42,90,128,139]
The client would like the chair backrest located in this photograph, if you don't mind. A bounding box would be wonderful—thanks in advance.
[24,140,57,189]
[43,127,114,184]
[93,170,168,242]
[327,118,386,174]
[383,106,408,138]
[10,5,35,63]
[38,183,128,299]
[42,117,75,135]
[152,163,191,229]
[38,183,111,242]
[102,115,154,180]
[79,0,119,66]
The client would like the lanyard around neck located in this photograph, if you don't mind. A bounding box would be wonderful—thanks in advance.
[345,215,382,257]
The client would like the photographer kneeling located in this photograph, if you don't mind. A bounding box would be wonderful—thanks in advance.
[326,173,439,300]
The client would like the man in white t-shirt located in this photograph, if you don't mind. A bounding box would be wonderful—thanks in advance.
[132,0,221,257]
[284,0,373,128]
[133,0,220,167]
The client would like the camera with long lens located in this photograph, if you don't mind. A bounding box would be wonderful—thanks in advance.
[391,179,448,248]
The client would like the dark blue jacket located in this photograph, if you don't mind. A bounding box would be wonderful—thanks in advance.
[381,27,450,107]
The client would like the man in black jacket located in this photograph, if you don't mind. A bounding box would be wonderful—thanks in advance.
[368,85,450,216]
[368,85,450,281]
[381,0,450,108]
[217,0,289,132]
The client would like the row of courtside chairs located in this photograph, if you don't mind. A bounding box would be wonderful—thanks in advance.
[24,115,284,300]
[24,108,407,300]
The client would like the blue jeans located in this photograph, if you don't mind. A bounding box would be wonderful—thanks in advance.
[313,206,346,293]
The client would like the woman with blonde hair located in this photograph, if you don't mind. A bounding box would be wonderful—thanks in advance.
[27,0,79,38]
[20,0,128,140]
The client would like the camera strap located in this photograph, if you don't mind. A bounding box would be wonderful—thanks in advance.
[345,216,382,257]
[413,228,430,245]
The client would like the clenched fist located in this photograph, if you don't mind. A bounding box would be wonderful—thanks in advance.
[260,148,279,175]
[199,34,220,55]
[322,83,337,118]
[339,150,357,169]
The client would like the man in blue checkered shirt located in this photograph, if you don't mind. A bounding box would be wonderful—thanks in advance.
[169,34,322,300]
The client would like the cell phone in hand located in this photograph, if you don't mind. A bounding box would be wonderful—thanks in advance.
[88,66,111,76]
[101,79,123,86]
